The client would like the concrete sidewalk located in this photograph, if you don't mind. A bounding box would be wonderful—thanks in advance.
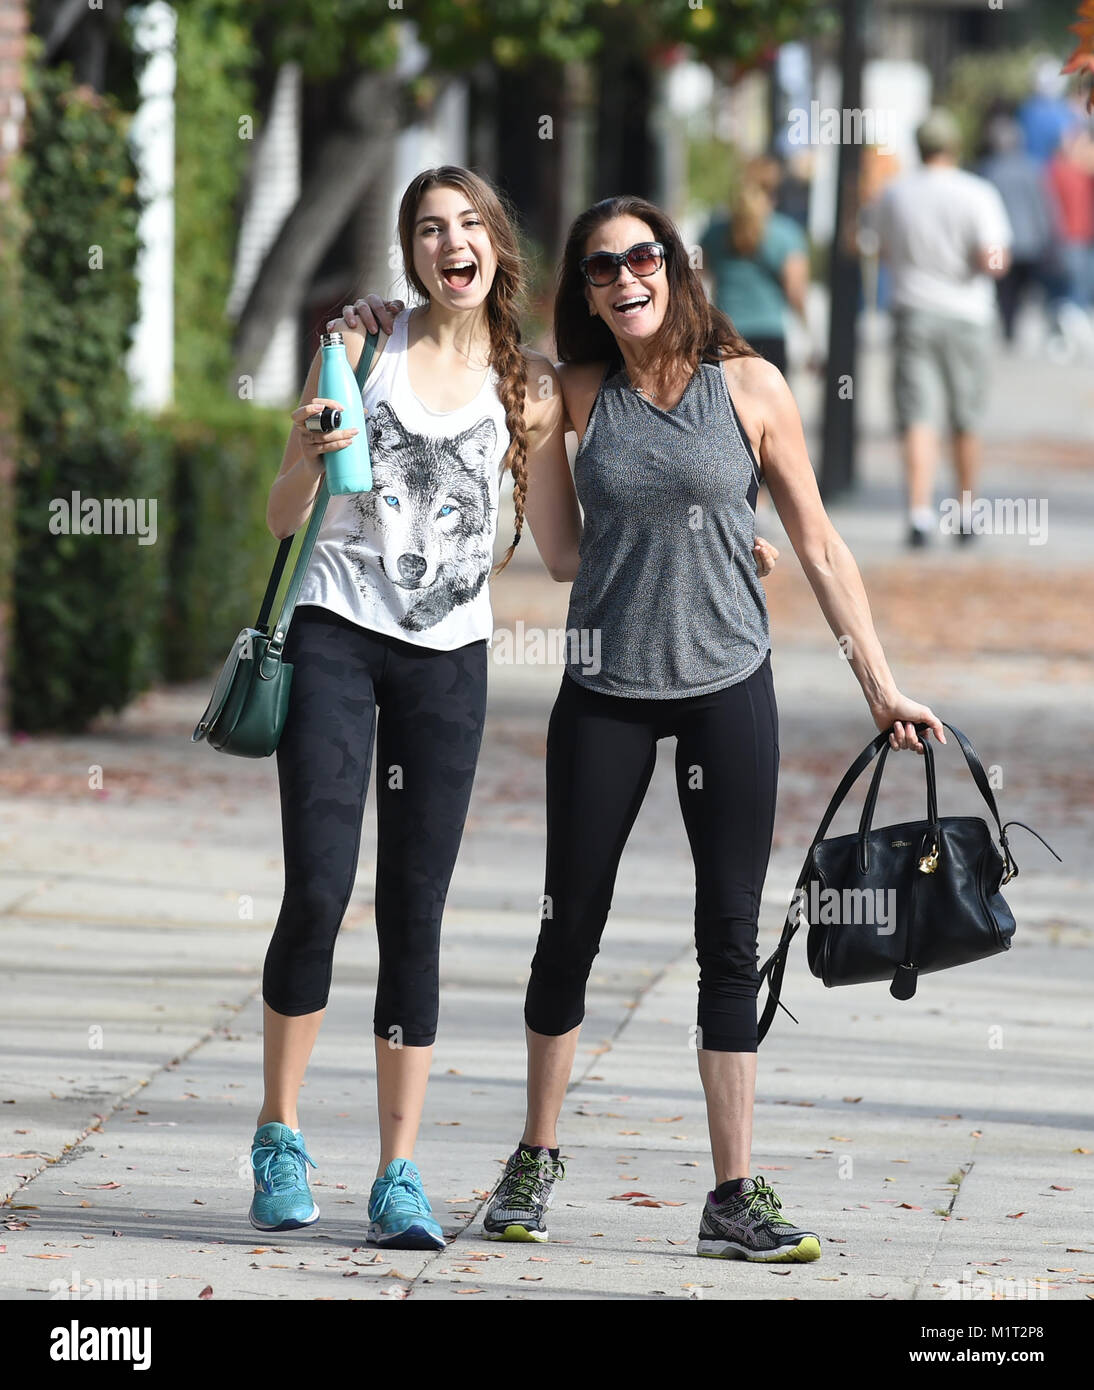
[1,342,1091,1302]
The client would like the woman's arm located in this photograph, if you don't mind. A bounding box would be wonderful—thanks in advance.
[266,324,386,540]
[780,250,810,321]
[520,352,582,582]
[743,357,944,754]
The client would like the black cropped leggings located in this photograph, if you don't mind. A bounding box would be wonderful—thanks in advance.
[525,653,779,1053]
[263,606,487,1046]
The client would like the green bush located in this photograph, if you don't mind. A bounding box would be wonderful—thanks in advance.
[160,399,294,682]
[11,59,166,733]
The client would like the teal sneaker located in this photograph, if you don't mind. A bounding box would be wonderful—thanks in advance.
[248,1121,320,1231]
[367,1159,446,1250]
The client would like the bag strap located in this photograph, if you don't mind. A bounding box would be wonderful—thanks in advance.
[756,726,894,1044]
[252,330,378,644]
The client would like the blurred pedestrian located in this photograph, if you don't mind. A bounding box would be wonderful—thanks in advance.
[700,156,810,376]
[1018,58,1082,165]
[977,113,1054,342]
[1045,126,1094,312]
[875,109,1013,548]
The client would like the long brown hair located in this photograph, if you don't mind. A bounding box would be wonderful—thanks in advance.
[554,195,757,382]
[396,166,528,572]
[729,156,779,258]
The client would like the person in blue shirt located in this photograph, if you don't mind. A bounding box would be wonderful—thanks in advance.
[700,156,810,376]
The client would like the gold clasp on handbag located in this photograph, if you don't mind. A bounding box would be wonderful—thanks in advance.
[918,843,939,874]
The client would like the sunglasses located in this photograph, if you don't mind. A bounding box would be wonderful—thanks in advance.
[579,241,666,287]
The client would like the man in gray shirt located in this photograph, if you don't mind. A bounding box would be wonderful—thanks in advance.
[875,108,1013,546]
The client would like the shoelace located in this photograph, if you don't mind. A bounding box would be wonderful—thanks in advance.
[492,1152,565,1209]
[371,1171,431,1218]
[252,1134,316,1192]
[739,1178,793,1227]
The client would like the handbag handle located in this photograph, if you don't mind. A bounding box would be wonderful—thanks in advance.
[253,331,379,668]
[855,737,940,873]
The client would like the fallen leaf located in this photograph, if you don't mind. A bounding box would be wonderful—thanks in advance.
[446,1068,461,1075]
[632,1200,662,1208]
[677,1161,699,1168]
[769,1268,792,1276]
[1047,1267,1074,1273]
[1050,1185,1074,1191]
[830,1136,852,1143]
[618,1130,641,1136]
[1007,1212,1026,1219]
[842,1096,862,1103]
[455,1288,484,1295]
[651,1116,684,1123]
[898,1204,922,1210]
[519,1275,543,1281]
[88,1182,121,1190]
[1072,1148,1090,1155]
[191,1199,205,1206]
[435,1121,460,1127]
[198,1286,213,1299]
[937,1114,962,1120]
[610,1192,652,1200]
[26,1253,67,1259]
[970,1130,983,1138]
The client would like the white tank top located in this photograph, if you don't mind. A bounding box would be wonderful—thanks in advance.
[295,307,512,649]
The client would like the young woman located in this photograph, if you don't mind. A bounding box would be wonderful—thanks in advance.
[346,193,943,1264]
[250,166,583,1249]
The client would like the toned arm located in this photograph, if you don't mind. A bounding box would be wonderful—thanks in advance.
[520,350,583,581]
[737,356,944,751]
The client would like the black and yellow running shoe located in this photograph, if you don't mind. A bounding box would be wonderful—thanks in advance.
[482,1146,565,1243]
[696,1177,821,1262]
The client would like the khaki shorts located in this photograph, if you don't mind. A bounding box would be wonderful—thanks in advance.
[892,307,992,433]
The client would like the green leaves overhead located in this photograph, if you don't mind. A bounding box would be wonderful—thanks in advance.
[201,0,827,76]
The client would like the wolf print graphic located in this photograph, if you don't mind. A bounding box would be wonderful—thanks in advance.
[341,401,498,632]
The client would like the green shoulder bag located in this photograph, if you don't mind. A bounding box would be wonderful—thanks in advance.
[191,330,378,757]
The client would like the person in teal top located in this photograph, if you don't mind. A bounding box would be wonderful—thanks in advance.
[701,156,810,375]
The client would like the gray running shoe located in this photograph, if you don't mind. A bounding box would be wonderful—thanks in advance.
[696,1177,821,1262]
[482,1146,565,1242]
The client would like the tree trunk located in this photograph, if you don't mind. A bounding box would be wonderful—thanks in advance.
[229,68,403,386]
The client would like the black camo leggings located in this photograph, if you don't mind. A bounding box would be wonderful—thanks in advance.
[525,654,779,1052]
[263,605,488,1046]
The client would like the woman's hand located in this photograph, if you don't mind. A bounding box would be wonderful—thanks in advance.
[753,536,779,577]
[328,295,404,336]
[870,693,946,753]
[291,399,361,470]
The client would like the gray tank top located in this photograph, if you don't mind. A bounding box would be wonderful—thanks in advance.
[564,356,770,698]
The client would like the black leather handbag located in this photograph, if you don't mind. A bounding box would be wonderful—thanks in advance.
[756,720,1061,1043]
[191,331,378,757]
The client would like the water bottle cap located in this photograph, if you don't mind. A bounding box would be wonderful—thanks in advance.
[320,331,344,348]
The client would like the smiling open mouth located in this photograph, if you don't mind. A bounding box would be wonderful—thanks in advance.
[442,260,477,289]
[613,294,649,317]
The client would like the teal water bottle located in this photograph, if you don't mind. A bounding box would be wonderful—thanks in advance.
[317,331,372,494]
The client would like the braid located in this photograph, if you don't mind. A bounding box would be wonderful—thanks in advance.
[487,293,528,574]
